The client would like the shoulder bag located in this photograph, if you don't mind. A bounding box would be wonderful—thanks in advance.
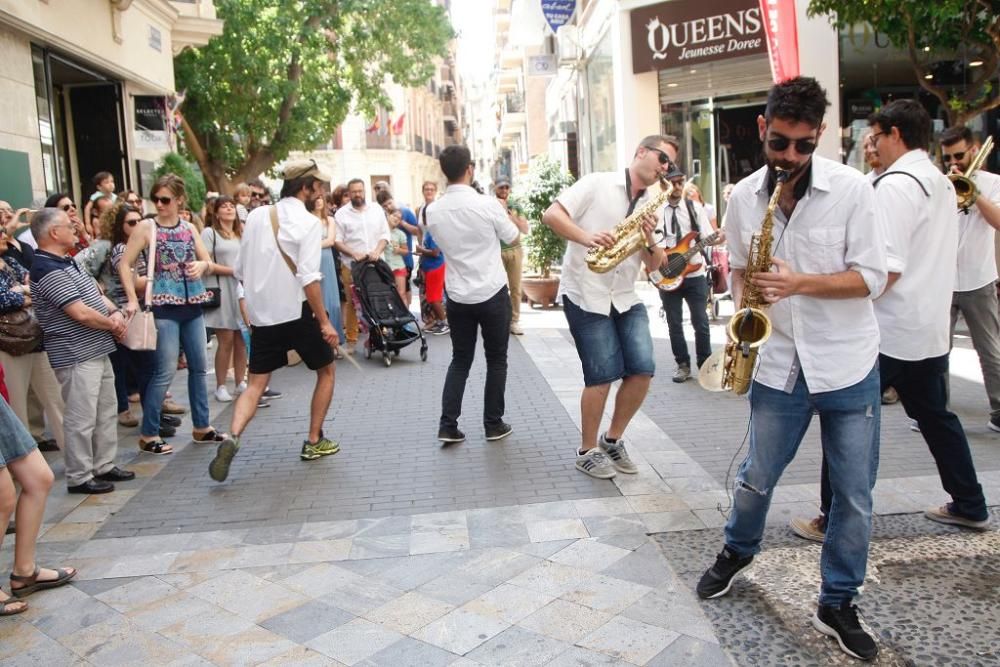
[0,261,42,356]
[122,223,158,351]
[201,228,221,309]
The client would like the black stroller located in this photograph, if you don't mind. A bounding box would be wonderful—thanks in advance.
[350,259,427,367]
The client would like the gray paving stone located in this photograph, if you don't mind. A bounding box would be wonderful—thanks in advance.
[358,636,461,667]
[646,635,734,667]
[543,646,635,667]
[259,599,355,644]
[466,625,572,666]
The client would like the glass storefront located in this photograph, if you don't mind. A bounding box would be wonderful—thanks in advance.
[582,29,616,173]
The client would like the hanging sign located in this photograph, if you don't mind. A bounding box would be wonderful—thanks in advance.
[134,96,169,150]
[759,0,800,82]
[542,1,575,33]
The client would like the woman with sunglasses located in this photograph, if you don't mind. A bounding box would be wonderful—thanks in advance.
[101,202,158,429]
[42,194,89,256]
[202,196,248,401]
[119,174,225,455]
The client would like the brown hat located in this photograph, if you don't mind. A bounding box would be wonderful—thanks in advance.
[280,159,332,182]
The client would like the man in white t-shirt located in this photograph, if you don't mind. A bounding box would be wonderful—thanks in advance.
[542,135,669,481]
[940,126,1000,430]
[424,146,520,443]
[868,102,989,531]
[333,179,390,353]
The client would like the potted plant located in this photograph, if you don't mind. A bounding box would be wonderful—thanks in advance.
[513,156,574,307]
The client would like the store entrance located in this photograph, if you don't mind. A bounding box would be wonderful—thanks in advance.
[715,103,766,196]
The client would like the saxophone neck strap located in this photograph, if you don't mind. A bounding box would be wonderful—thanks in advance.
[625,169,646,217]
[872,170,930,197]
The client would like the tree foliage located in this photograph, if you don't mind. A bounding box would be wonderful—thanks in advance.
[514,156,575,278]
[808,0,1000,125]
[174,0,454,193]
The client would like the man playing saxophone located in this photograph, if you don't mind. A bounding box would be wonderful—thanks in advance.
[695,77,887,662]
[541,135,672,480]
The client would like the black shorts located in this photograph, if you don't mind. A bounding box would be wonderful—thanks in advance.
[249,302,334,374]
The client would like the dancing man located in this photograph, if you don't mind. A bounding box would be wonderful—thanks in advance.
[541,136,670,479]
[695,78,886,662]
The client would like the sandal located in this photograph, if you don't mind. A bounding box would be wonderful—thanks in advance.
[192,429,226,443]
[0,592,27,616]
[10,566,76,598]
[139,439,173,455]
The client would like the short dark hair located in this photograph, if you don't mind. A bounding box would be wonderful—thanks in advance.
[44,193,71,208]
[765,76,830,128]
[868,99,931,151]
[375,190,393,206]
[279,175,320,199]
[93,171,113,187]
[347,178,365,190]
[440,145,472,183]
[940,125,974,148]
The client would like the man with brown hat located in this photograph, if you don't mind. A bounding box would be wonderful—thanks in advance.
[209,159,340,482]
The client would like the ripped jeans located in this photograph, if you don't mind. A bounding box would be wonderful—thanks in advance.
[724,363,880,606]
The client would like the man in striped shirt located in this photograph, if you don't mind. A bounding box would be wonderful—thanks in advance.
[29,208,134,495]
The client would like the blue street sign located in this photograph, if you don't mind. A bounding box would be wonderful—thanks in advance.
[541,0,575,33]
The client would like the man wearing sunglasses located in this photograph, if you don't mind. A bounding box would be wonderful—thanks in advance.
[541,135,670,482]
[939,126,1000,432]
[697,77,886,662]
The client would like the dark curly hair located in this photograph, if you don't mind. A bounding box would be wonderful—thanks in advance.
[764,77,830,128]
[868,99,931,152]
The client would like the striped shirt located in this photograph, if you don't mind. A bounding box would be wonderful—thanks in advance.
[29,250,116,369]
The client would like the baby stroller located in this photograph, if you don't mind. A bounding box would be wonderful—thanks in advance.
[351,259,427,367]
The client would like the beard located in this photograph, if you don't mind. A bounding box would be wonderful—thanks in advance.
[351,196,365,208]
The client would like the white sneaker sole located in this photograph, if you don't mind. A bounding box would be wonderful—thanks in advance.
[812,613,875,661]
[923,509,990,531]
[988,420,1000,433]
[575,462,616,479]
[699,561,753,599]
[485,429,512,442]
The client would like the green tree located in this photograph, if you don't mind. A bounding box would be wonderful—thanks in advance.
[174,0,454,193]
[808,0,1000,125]
[513,156,575,278]
[153,152,206,212]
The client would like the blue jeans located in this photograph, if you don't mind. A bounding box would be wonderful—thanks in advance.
[109,343,155,414]
[562,296,655,386]
[725,363,880,606]
[141,314,211,437]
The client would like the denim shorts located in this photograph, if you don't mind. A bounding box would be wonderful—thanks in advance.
[0,397,37,467]
[563,295,655,386]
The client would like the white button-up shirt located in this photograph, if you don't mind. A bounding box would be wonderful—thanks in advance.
[874,150,958,360]
[955,169,1000,292]
[334,203,390,267]
[237,197,323,327]
[423,184,519,304]
[557,171,665,315]
[658,198,713,277]
[725,156,887,393]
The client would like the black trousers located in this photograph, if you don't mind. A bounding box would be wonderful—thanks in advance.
[440,286,512,429]
[819,353,987,521]
[659,274,712,368]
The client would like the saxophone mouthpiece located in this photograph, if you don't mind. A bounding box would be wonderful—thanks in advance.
[774,166,791,183]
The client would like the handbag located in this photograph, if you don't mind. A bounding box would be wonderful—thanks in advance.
[122,224,158,351]
[201,229,221,309]
[0,306,43,356]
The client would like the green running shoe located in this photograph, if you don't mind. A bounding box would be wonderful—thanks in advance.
[312,437,340,456]
[209,437,240,482]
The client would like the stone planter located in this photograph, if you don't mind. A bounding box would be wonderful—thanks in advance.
[522,275,560,307]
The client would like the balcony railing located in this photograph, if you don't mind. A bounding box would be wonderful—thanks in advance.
[365,133,392,150]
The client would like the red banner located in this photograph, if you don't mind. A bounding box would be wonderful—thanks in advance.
[759,0,799,82]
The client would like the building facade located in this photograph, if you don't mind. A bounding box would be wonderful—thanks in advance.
[0,0,222,207]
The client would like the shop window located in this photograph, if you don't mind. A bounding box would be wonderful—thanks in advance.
[583,30,616,172]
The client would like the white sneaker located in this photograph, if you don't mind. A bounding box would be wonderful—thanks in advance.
[575,448,617,479]
[214,386,234,402]
[235,381,248,395]
[510,322,524,335]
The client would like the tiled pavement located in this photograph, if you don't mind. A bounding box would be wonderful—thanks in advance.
[1,289,999,666]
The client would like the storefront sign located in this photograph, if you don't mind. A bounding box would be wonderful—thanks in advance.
[631,0,767,74]
[759,0,799,82]
[528,54,557,76]
[541,1,575,33]
[134,96,169,150]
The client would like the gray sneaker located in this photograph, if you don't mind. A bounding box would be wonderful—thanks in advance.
[598,435,638,474]
[575,448,616,479]
[673,363,691,383]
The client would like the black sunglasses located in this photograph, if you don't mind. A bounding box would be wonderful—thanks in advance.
[60,203,77,212]
[767,135,818,155]
[251,191,265,199]
[124,219,139,227]
[942,150,967,163]
[151,196,173,205]
[644,146,673,166]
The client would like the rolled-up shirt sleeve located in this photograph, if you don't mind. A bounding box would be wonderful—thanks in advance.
[844,179,888,297]
[874,178,917,275]
[556,173,598,222]
[285,217,323,287]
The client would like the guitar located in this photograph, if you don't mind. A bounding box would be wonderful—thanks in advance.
[646,231,721,292]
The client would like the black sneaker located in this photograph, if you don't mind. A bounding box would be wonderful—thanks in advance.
[485,422,513,441]
[696,546,754,599]
[161,415,182,428]
[813,602,879,661]
[438,426,466,443]
[262,387,283,399]
[94,467,136,482]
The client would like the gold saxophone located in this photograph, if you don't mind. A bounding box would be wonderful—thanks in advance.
[700,168,788,394]
[586,177,673,273]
